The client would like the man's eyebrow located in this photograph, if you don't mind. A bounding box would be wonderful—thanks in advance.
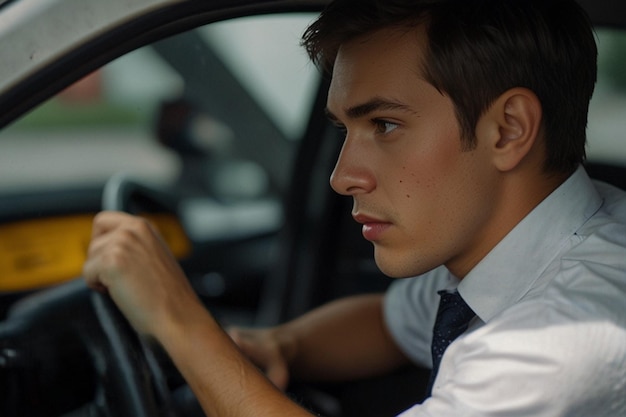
[325,97,416,123]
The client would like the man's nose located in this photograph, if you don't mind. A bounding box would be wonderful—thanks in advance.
[330,137,375,196]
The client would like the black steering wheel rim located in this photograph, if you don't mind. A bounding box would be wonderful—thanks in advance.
[2,279,169,417]
[90,291,168,417]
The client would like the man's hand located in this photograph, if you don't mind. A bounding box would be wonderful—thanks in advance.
[82,211,316,417]
[82,211,200,338]
[227,327,294,390]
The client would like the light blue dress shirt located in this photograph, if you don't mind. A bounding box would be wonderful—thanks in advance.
[384,166,626,416]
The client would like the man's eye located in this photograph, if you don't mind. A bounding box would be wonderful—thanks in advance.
[334,124,347,137]
[373,120,398,135]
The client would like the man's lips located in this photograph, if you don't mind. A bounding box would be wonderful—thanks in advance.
[353,213,392,241]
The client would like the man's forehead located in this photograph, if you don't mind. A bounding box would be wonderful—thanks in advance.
[329,27,429,93]
[331,24,429,80]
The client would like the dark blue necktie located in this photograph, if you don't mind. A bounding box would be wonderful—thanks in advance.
[426,290,476,396]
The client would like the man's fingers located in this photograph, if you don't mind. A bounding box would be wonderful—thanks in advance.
[82,245,117,291]
[90,211,127,237]
[91,211,157,239]
[83,214,139,291]
[266,360,290,391]
[227,327,290,390]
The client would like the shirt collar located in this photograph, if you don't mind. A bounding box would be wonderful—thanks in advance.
[457,166,603,322]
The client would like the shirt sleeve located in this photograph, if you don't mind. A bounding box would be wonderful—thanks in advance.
[383,267,456,368]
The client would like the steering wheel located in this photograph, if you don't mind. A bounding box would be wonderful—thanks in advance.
[2,279,175,417]
[91,173,181,416]
[91,291,176,417]
[2,175,181,417]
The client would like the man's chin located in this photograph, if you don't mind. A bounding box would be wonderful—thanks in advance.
[373,250,438,279]
[373,255,417,279]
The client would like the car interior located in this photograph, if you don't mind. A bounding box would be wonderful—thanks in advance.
[0,1,625,416]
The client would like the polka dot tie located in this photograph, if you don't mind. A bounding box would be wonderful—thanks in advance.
[426,290,476,396]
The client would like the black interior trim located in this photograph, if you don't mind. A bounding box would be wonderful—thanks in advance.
[585,161,626,190]
[256,74,332,325]
[578,0,626,28]
[0,186,102,223]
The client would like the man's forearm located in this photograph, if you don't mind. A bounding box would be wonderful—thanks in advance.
[278,293,410,382]
[157,300,315,417]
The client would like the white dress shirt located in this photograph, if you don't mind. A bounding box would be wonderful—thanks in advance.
[384,166,626,417]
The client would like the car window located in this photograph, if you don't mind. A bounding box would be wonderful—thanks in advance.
[0,13,320,199]
[201,15,320,141]
[587,28,626,164]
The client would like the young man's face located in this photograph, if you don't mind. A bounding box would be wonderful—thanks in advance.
[326,26,502,279]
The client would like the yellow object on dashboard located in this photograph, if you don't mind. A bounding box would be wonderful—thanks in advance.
[0,213,191,292]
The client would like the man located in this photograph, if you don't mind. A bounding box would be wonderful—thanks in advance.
[83,0,626,416]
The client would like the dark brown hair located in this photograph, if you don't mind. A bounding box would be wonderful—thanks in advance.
[302,0,597,173]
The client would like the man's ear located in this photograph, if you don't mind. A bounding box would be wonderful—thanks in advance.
[476,88,542,172]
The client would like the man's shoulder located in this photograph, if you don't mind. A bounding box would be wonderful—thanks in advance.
[590,179,626,225]
[562,179,626,274]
